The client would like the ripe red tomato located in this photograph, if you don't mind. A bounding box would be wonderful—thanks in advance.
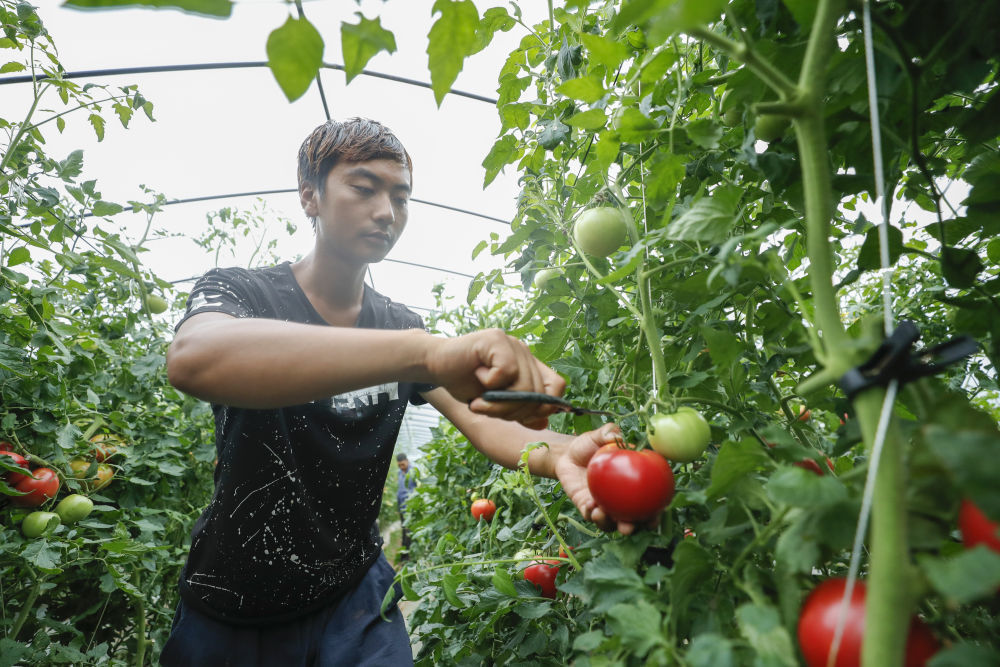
[1,448,31,485]
[797,406,811,422]
[797,578,939,667]
[573,207,628,257]
[470,498,497,522]
[586,444,674,522]
[794,457,835,476]
[646,408,711,463]
[958,499,1000,553]
[11,467,60,507]
[523,560,561,599]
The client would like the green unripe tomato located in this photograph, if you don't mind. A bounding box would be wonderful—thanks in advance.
[722,106,742,127]
[533,268,561,290]
[647,408,712,463]
[573,207,629,257]
[145,294,168,314]
[754,114,791,142]
[22,511,61,538]
[55,493,94,524]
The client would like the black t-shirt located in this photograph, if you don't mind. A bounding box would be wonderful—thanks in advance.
[174,262,433,626]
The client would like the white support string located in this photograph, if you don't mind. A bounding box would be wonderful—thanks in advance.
[827,3,899,666]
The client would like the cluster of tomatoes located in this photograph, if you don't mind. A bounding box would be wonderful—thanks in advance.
[2,433,124,539]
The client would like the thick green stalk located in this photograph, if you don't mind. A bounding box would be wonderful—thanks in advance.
[794,1,912,665]
[11,577,43,641]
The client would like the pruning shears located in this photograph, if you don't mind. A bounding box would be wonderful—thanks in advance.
[477,390,620,418]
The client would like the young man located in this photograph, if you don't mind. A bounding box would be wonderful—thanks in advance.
[160,118,631,666]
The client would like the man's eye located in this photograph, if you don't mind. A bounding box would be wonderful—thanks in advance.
[353,185,374,195]
[394,198,409,207]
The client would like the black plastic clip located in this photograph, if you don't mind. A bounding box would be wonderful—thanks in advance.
[838,321,980,400]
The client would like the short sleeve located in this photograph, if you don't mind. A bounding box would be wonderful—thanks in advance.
[175,268,256,332]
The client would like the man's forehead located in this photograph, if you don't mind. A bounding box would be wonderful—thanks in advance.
[339,161,411,190]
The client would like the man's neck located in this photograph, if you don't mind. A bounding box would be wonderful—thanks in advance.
[290,252,367,323]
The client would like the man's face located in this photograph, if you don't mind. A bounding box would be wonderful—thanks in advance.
[397,459,409,472]
[302,158,411,266]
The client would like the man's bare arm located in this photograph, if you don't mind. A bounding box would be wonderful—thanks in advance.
[166,312,565,424]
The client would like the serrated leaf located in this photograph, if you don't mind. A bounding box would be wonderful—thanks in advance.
[580,32,629,70]
[492,567,518,596]
[21,540,63,573]
[427,0,479,106]
[340,13,396,84]
[686,633,735,667]
[6,246,30,267]
[88,113,105,141]
[920,547,1000,604]
[266,16,324,102]
[557,76,606,104]
[606,600,666,659]
[565,108,607,130]
[1,61,24,73]
[666,196,737,244]
[735,602,797,666]
[482,134,519,187]
[92,200,123,217]
[442,571,466,607]
[707,440,769,500]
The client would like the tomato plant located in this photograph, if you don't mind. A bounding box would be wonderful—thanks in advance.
[958,499,1000,553]
[144,294,168,314]
[90,433,125,462]
[797,578,939,667]
[586,444,674,522]
[21,511,61,538]
[646,407,711,462]
[11,468,60,507]
[523,560,561,599]
[794,457,836,476]
[572,207,628,257]
[470,497,496,522]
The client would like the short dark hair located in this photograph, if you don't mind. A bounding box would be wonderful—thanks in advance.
[297,117,412,196]
[396,452,408,461]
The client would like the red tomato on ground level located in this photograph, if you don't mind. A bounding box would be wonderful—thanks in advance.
[523,560,561,599]
[797,578,939,667]
[470,498,496,522]
[958,499,1000,553]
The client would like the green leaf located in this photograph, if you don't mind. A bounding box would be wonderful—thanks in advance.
[492,567,518,596]
[0,61,24,73]
[685,118,724,149]
[63,0,233,17]
[857,223,903,272]
[556,76,606,104]
[88,113,105,141]
[579,32,629,70]
[6,246,30,266]
[565,108,607,131]
[266,16,324,102]
[612,107,657,141]
[340,13,396,84]
[57,149,84,180]
[686,633,735,667]
[941,246,983,289]
[606,600,667,659]
[666,194,738,244]
[92,200,123,217]
[643,0,727,41]
[927,642,1000,667]
[781,0,817,28]
[442,571,466,608]
[482,134,520,187]
[21,540,63,573]
[701,325,742,369]
[920,547,1000,604]
[766,466,847,507]
[735,602,798,667]
[427,0,480,106]
[707,439,769,500]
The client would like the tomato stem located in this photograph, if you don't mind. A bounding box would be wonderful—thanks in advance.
[10,574,44,641]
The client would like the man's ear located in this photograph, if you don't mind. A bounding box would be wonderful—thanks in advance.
[300,182,318,217]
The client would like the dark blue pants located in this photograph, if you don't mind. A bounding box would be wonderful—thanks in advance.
[159,554,412,666]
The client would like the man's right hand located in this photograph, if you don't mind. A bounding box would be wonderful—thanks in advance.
[424,329,566,429]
